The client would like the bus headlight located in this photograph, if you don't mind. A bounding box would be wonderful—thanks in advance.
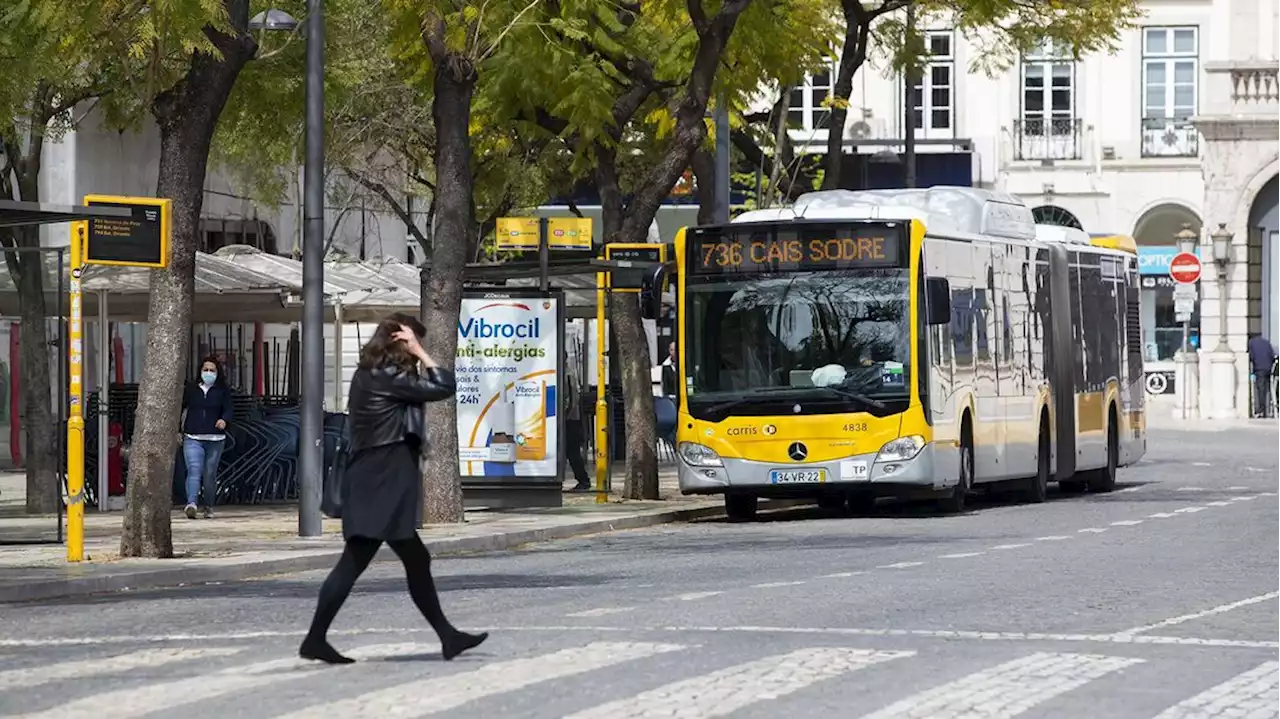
[876,436,925,463]
[678,442,724,468]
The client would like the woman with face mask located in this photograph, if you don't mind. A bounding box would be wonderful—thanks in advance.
[180,356,234,519]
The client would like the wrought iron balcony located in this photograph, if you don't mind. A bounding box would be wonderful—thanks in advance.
[1012,118,1082,161]
[1141,116,1199,158]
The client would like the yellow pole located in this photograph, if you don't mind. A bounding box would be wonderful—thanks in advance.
[67,222,86,562]
[594,272,608,504]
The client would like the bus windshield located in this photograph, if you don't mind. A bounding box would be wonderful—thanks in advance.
[685,268,911,419]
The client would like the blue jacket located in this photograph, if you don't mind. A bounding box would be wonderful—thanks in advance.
[1248,335,1277,373]
[182,382,234,435]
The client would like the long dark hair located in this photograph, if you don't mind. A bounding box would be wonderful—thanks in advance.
[198,355,227,386]
[358,312,428,371]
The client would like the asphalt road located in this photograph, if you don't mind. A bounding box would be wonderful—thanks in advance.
[1,425,1277,718]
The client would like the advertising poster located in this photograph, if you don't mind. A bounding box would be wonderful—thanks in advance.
[455,292,561,480]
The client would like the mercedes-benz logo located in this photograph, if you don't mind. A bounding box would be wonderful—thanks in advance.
[787,442,808,462]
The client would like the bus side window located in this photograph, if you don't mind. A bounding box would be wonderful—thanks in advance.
[925,277,951,324]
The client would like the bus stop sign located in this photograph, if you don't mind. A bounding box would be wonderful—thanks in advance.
[1169,252,1201,284]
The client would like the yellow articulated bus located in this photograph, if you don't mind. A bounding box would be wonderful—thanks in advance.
[671,186,1146,520]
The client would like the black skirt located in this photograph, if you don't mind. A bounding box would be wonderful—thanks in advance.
[340,441,421,541]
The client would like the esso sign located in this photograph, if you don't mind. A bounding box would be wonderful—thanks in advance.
[1169,252,1202,284]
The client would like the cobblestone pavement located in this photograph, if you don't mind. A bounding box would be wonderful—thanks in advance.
[0,425,1275,718]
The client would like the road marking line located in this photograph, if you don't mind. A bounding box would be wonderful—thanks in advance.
[273,641,685,719]
[858,652,1143,719]
[752,580,807,588]
[878,561,925,569]
[820,571,866,578]
[0,646,244,693]
[565,648,914,719]
[1227,485,1249,490]
[1243,467,1267,472]
[991,543,1030,550]
[938,552,986,559]
[19,643,431,719]
[1175,506,1208,513]
[1034,536,1071,541]
[1229,496,1258,502]
[1114,486,1142,494]
[1192,462,1212,467]
[1152,661,1280,718]
[490,625,1279,649]
[669,591,724,601]
[1148,513,1177,518]
[1110,520,1143,526]
[1262,491,1278,496]
[1078,528,1108,533]
[567,607,635,618]
[1115,592,1280,636]
[1206,501,1233,507]
[1176,487,1209,492]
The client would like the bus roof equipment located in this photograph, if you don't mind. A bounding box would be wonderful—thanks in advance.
[732,187,1038,242]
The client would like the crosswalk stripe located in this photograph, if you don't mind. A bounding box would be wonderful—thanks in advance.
[858,651,1144,719]
[19,643,431,719]
[0,646,244,693]
[271,640,685,719]
[564,647,914,719]
[1152,661,1280,718]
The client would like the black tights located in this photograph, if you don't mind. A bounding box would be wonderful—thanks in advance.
[305,534,456,644]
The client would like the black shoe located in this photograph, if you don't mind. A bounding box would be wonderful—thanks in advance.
[299,638,355,664]
[442,631,488,661]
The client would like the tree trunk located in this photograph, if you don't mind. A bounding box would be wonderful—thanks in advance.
[2,230,57,513]
[119,8,254,558]
[594,155,660,500]
[690,148,718,225]
[419,59,475,524]
[821,4,874,190]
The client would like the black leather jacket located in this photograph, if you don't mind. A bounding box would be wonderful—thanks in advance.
[347,365,456,454]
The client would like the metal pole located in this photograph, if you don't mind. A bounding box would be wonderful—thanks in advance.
[538,217,550,292]
[67,226,85,560]
[97,291,109,511]
[714,98,731,224]
[1181,319,1189,420]
[594,274,608,503]
[903,2,917,189]
[298,0,325,537]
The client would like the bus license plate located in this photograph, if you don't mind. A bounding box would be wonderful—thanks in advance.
[770,469,825,484]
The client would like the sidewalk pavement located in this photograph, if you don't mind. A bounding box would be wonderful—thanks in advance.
[0,469,776,604]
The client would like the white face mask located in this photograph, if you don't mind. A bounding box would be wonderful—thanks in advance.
[201,371,217,385]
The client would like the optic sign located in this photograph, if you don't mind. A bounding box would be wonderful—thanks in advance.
[690,227,903,275]
[1169,252,1202,284]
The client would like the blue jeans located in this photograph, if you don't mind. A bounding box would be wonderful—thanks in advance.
[183,437,225,508]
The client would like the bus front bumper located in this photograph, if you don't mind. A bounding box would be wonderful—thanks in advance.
[677,442,946,496]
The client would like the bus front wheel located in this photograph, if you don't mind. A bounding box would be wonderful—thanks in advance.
[938,423,973,514]
[725,494,758,521]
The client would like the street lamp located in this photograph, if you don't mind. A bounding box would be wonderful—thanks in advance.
[1175,222,1197,256]
[252,3,325,538]
[1211,222,1233,352]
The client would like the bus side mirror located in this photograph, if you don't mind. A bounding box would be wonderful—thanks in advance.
[925,277,951,325]
[640,265,668,320]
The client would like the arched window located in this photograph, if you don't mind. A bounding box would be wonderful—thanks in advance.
[1031,205,1082,229]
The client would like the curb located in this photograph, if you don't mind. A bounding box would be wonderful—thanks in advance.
[1,500,797,604]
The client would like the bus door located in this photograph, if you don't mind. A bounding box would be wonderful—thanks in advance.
[1046,243,1077,480]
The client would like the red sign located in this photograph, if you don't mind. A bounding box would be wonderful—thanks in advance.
[1169,252,1202,284]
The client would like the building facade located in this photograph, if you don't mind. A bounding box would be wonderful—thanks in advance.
[767,0,1277,418]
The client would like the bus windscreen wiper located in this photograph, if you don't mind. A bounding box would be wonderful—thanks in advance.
[699,387,804,417]
[812,384,886,410]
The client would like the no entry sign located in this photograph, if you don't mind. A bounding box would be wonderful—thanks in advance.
[1169,252,1202,284]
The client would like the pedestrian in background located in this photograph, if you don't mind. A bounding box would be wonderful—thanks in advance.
[180,355,234,519]
[564,371,590,491]
[1248,333,1277,418]
[300,312,487,665]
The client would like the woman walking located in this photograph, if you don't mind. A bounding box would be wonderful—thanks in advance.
[300,313,487,665]
[181,356,234,519]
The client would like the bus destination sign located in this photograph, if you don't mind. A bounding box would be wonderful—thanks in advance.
[690,227,903,275]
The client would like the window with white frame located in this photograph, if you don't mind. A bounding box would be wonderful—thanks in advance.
[787,60,835,134]
[1018,39,1078,160]
[904,30,955,137]
[1141,26,1199,157]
